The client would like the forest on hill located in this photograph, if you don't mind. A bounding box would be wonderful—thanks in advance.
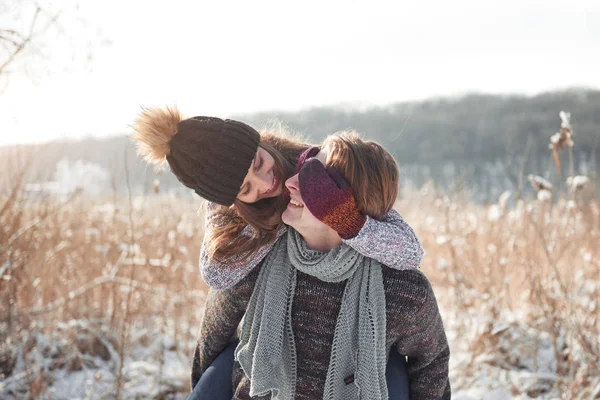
[2,89,599,201]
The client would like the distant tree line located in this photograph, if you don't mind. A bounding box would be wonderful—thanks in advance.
[238,88,600,168]
[1,89,599,200]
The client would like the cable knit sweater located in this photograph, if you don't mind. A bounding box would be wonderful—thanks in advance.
[200,202,425,290]
[192,261,451,399]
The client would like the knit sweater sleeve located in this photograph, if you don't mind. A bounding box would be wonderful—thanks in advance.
[190,265,259,390]
[343,208,424,270]
[199,201,286,290]
[386,269,451,399]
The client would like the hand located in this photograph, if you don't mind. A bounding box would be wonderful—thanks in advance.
[298,158,366,239]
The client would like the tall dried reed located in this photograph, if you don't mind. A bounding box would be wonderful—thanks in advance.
[1,165,208,398]
[1,111,598,398]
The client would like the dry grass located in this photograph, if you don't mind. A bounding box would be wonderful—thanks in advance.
[2,183,598,398]
[402,182,600,398]
[1,190,209,398]
[1,109,598,398]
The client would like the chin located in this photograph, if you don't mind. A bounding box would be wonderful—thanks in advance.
[263,186,282,200]
[281,212,291,226]
[281,209,298,228]
[272,183,284,198]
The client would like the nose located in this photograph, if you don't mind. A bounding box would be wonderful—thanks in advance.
[285,173,300,192]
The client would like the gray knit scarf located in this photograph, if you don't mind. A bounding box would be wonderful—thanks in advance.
[235,228,387,399]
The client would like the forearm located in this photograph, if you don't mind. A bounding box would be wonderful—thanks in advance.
[199,232,273,290]
[394,278,451,398]
[191,267,259,389]
[199,201,284,289]
[343,209,424,269]
[404,345,451,399]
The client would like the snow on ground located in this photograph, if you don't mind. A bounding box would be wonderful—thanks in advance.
[1,320,191,399]
[439,287,600,400]
[2,292,598,399]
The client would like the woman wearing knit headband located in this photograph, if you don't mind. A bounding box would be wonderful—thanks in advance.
[190,133,450,399]
[132,107,424,293]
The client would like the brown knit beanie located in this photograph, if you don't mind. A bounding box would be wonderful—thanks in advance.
[132,107,260,206]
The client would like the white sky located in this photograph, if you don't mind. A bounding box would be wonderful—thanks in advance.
[0,0,599,145]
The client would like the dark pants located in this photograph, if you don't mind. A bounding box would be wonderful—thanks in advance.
[188,342,410,400]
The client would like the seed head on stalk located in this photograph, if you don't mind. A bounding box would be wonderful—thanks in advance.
[528,174,553,192]
[566,175,590,193]
[548,111,574,175]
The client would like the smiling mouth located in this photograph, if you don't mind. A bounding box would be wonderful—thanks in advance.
[288,198,304,208]
[262,174,279,197]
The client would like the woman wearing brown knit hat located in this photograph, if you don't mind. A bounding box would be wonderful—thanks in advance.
[132,108,431,399]
[132,106,425,292]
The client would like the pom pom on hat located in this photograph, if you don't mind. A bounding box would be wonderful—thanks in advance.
[131,106,183,165]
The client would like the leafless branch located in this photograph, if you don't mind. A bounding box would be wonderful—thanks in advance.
[0,2,95,81]
[0,6,41,74]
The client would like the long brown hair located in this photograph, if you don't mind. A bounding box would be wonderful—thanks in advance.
[206,130,309,262]
[323,131,399,219]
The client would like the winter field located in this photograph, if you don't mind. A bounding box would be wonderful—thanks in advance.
[1,117,599,399]
[1,184,598,399]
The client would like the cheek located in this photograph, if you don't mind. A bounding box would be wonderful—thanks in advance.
[237,194,251,203]
[267,154,276,171]
[300,205,320,225]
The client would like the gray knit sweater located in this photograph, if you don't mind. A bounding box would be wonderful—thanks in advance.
[192,260,451,399]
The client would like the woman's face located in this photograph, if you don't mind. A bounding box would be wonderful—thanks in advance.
[236,146,283,204]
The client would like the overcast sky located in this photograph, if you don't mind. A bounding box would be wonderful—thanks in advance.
[1,0,599,145]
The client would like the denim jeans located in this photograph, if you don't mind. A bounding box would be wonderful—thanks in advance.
[188,342,410,400]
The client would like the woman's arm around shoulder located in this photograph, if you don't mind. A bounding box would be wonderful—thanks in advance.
[343,208,424,270]
[199,201,286,290]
